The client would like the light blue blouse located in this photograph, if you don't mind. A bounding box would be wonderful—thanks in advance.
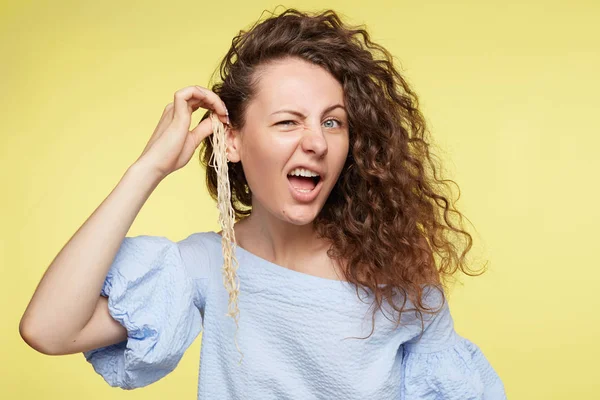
[83,231,507,399]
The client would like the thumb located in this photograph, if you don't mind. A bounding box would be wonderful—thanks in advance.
[189,117,215,147]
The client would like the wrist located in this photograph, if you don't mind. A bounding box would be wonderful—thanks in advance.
[125,161,165,189]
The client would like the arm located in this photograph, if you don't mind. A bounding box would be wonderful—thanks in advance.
[19,163,163,355]
[19,85,228,356]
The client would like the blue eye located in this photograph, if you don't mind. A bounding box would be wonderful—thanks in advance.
[323,119,341,128]
[276,119,342,128]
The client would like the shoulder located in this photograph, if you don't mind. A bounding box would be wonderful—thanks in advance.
[176,231,220,280]
[177,230,219,250]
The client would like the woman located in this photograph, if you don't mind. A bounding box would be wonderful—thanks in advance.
[19,8,507,399]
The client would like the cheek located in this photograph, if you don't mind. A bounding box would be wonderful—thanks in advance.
[241,142,283,193]
[244,140,280,171]
[332,136,350,164]
[244,133,296,169]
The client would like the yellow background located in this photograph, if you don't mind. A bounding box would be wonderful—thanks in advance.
[1,1,598,399]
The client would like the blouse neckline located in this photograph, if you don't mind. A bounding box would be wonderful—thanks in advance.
[205,231,354,289]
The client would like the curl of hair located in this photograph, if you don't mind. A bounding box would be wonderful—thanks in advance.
[198,8,486,339]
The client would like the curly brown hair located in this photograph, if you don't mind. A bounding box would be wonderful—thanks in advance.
[199,8,486,338]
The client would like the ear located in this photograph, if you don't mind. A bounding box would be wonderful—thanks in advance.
[225,126,242,163]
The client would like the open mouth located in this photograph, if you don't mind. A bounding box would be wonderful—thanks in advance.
[287,175,321,192]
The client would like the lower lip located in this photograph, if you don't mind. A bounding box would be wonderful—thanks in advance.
[287,177,324,203]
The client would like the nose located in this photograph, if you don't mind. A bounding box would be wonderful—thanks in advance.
[300,123,328,158]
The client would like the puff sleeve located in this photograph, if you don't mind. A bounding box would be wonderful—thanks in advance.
[401,292,507,400]
[82,235,203,389]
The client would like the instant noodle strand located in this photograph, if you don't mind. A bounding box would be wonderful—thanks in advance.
[208,112,243,363]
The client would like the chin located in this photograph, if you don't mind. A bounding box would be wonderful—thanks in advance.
[281,206,321,226]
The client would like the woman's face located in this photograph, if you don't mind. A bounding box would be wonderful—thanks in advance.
[228,57,349,226]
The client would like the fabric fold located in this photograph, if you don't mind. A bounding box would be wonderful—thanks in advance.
[83,235,203,389]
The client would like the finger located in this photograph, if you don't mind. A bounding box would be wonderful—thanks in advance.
[189,116,215,145]
[142,103,174,155]
[178,125,207,165]
[153,102,174,137]
[194,85,228,122]
[173,86,228,126]
[172,86,198,130]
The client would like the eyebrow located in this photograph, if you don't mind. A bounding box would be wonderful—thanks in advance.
[270,104,346,117]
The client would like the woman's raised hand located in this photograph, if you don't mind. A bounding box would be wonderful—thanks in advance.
[135,85,229,179]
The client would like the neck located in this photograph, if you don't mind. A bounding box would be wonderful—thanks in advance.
[234,208,326,269]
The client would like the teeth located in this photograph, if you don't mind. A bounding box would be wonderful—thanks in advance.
[288,167,320,177]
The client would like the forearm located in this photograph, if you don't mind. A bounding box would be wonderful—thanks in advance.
[19,162,163,352]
